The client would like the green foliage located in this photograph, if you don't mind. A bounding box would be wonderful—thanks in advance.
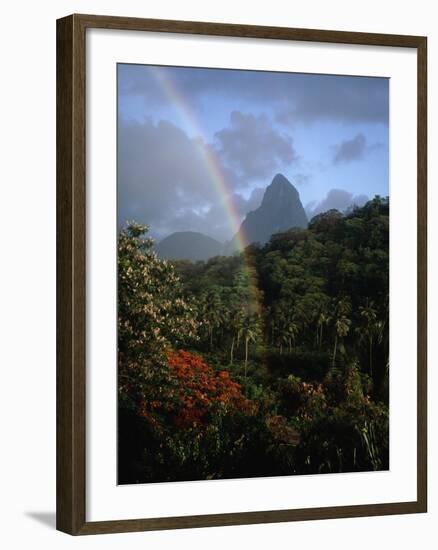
[118,222,198,409]
[118,199,390,483]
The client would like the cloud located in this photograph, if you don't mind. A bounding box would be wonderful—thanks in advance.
[332,133,382,164]
[276,75,389,126]
[291,173,312,186]
[119,65,389,126]
[232,187,265,216]
[118,119,218,238]
[214,111,298,180]
[118,118,277,242]
[306,189,369,219]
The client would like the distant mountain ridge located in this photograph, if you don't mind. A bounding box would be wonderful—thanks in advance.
[156,174,308,261]
[155,231,223,262]
[228,173,308,251]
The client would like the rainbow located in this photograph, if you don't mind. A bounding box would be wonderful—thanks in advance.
[150,66,264,321]
[151,66,248,252]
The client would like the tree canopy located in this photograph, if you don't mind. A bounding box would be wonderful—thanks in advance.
[118,198,390,483]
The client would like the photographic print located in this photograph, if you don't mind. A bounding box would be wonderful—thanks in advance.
[117,64,390,485]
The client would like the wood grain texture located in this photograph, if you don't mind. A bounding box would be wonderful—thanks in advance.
[77,501,423,535]
[416,37,428,513]
[56,14,86,535]
[56,13,427,535]
[56,16,73,534]
[74,13,426,47]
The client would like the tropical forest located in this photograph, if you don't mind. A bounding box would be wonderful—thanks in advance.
[118,191,390,484]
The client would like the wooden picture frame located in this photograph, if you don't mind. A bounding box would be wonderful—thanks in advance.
[57,13,427,535]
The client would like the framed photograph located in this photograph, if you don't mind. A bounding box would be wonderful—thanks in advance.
[56,14,427,535]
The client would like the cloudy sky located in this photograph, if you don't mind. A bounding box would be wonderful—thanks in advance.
[118,64,389,243]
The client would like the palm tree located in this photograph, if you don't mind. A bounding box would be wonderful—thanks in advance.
[331,297,351,366]
[238,314,259,379]
[275,314,288,355]
[200,289,221,349]
[316,311,331,348]
[271,302,297,354]
[332,316,351,366]
[357,302,383,377]
[229,305,244,365]
[286,319,300,353]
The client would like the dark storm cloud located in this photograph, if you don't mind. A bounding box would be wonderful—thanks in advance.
[118,118,279,242]
[118,119,217,237]
[214,111,298,180]
[306,189,369,219]
[275,75,389,126]
[203,187,265,241]
[120,65,389,125]
[332,133,382,164]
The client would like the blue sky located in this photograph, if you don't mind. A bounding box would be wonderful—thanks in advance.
[118,64,389,242]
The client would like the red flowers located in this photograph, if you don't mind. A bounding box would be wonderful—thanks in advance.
[168,350,248,428]
[136,350,254,430]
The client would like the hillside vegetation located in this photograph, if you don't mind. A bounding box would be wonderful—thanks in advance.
[118,197,389,483]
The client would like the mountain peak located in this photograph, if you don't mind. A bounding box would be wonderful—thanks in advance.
[156,231,223,261]
[272,173,294,186]
[261,174,299,207]
[229,174,308,250]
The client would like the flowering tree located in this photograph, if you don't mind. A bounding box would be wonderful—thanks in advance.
[167,350,252,427]
[118,223,199,407]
